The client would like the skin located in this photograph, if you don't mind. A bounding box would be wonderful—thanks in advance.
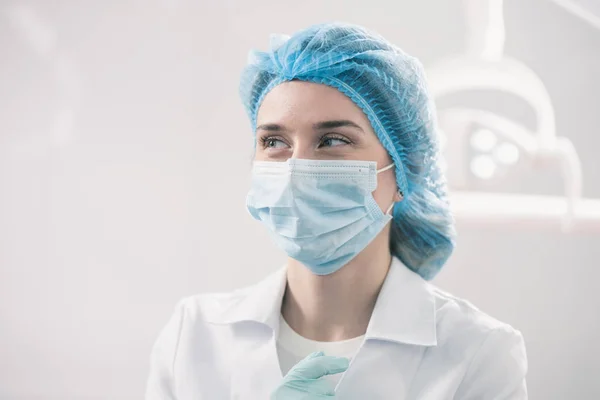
[255,80,403,342]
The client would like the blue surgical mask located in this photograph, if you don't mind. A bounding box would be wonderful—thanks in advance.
[246,158,395,275]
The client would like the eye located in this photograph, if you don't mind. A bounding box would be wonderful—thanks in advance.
[260,136,289,149]
[319,134,351,148]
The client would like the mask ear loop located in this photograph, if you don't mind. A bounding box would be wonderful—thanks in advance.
[385,190,404,215]
[377,163,395,174]
[378,164,402,215]
[385,202,395,215]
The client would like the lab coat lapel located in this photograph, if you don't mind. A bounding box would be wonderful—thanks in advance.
[229,323,283,399]
[335,339,429,399]
[335,257,438,399]
[206,267,288,399]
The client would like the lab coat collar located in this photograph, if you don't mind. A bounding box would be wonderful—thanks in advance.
[204,266,288,331]
[365,256,437,346]
[207,257,437,347]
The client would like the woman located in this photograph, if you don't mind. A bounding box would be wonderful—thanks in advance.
[146,22,528,399]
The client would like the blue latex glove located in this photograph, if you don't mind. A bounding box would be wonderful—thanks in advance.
[271,351,349,399]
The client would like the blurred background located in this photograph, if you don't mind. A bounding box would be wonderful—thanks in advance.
[1,0,599,398]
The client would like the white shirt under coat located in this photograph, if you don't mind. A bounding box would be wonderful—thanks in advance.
[145,257,528,399]
[276,313,365,387]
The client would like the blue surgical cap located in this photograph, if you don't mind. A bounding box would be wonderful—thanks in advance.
[239,22,456,280]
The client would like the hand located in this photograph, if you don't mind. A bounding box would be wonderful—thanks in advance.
[271,351,349,399]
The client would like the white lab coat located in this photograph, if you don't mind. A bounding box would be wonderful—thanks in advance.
[145,257,528,399]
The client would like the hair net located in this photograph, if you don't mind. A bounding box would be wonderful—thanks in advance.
[239,22,456,280]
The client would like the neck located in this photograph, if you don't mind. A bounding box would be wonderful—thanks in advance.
[281,228,392,342]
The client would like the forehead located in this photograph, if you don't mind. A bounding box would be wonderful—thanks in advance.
[256,80,369,126]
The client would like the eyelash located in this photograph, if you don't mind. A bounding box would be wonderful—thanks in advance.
[259,135,287,149]
[318,133,352,147]
[259,134,352,149]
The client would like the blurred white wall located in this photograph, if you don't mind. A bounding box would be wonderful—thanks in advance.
[1,0,599,398]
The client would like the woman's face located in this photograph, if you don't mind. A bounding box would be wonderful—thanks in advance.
[255,80,400,213]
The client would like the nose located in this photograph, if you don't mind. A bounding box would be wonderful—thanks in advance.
[290,135,316,160]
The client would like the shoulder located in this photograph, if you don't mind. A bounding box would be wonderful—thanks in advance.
[174,284,257,324]
[429,283,526,354]
[430,285,521,342]
[149,288,248,351]
[175,266,287,325]
[428,284,528,398]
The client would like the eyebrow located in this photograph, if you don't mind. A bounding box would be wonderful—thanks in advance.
[256,120,364,133]
[255,123,285,132]
[313,120,364,132]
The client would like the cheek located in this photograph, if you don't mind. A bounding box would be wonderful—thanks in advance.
[254,149,267,161]
[372,171,398,211]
